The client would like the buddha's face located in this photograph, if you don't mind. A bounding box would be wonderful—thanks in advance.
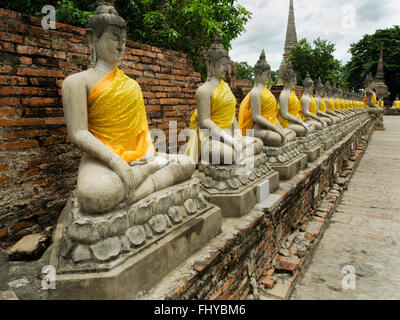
[212,57,230,79]
[93,25,127,64]
[256,70,270,84]
[306,82,314,93]
[285,74,296,89]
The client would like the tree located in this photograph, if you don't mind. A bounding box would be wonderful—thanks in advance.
[289,38,344,87]
[0,0,251,81]
[344,26,400,100]
[235,61,254,84]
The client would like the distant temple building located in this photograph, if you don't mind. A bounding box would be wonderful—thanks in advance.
[278,0,298,84]
[373,44,389,106]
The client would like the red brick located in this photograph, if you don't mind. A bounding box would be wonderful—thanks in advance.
[0,140,39,151]
[33,178,46,185]
[0,107,17,117]
[0,227,8,239]
[0,98,20,106]
[261,276,277,289]
[0,164,9,172]
[0,118,44,127]
[0,174,8,183]
[160,98,181,105]
[21,97,58,107]
[16,68,65,78]
[0,41,14,52]
[275,256,302,273]
[0,87,47,96]
[1,129,46,140]
[0,31,23,44]
[11,221,35,232]
[44,117,65,125]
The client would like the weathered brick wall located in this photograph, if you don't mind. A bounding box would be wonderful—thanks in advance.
[0,8,201,243]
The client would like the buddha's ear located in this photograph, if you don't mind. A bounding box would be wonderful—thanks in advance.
[86,29,97,65]
[86,28,94,44]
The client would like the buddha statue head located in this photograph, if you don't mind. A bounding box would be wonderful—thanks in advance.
[253,50,271,84]
[86,0,127,65]
[364,72,374,90]
[337,87,342,98]
[283,62,297,90]
[396,95,399,101]
[302,71,314,94]
[315,77,324,96]
[206,30,230,80]
[325,81,331,97]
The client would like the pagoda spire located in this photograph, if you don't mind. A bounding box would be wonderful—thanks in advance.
[373,44,389,100]
[375,44,385,80]
[278,0,298,83]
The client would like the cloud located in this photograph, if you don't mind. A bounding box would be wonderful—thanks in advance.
[230,0,400,71]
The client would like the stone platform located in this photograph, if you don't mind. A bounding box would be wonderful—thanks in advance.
[48,178,222,299]
[297,133,323,162]
[318,127,336,151]
[194,153,279,217]
[142,113,374,301]
[262,141,308,180]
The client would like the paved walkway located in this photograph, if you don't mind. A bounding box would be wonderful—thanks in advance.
[291,116,400,300]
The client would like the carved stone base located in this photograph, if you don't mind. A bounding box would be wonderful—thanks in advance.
[193,153,279,217]
[262,141,307,180]
[48,178,221,299]
[296,133,323,162]
[318,128,336,151]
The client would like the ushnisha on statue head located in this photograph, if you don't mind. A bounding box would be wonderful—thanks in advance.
[86,0,127,65]
[206,30,230,80]
[302,71,314,94]
[282,62,297,90]
[253,50,271,84]
[364,72,374,90]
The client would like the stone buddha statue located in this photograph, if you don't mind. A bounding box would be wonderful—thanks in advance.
[238,50,296,147]
[62,1,195,214]
[392,95,400,109]
[300,72,327,130]
[186,31,263,164]
[325,82,343,122]
[277,63,314,137]
[314,77,335,125]
[363,73,378,108]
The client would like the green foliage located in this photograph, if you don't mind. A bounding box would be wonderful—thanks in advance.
[0,0,251,81]
[289,38,344,87]
[344,26,400,100]
[269,70,278,86]
[235,61,254,84]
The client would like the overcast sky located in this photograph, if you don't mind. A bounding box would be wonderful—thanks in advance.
[230,0,400,71]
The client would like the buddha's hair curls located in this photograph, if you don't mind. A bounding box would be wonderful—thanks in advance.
[87,0,126,39]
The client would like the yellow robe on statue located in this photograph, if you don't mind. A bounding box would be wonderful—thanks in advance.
[300,95,317,121]
[278,90,302,129]
[340,98,346,110]
[319,97,327,113]
[335,98,341,111]
[87,66,154,163]
[393,101,400,109]
[328,97,335,112]
[185,79,236,161]
[238,85,278,136]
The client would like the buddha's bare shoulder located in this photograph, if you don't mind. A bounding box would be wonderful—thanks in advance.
[196,82,214,97]
[62,70,92,89]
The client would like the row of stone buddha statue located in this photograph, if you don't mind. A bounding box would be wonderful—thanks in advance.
[55,2,374,278]
[62,1,372,216]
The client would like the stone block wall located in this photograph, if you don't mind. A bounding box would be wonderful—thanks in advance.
[0,8,201,243]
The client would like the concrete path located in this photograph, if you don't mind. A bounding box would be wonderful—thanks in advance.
[291,116,400,300]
